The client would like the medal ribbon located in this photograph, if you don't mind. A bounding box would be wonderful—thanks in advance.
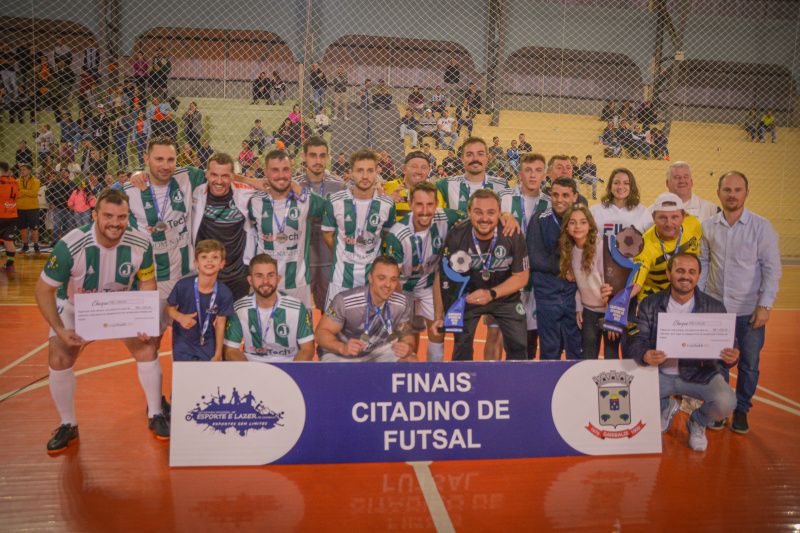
[364,290,393,335]
[658,226,683,262]
[471,227,498,275]
[194,277,218,344]
[253,294,280,349]
[148,179,173,230]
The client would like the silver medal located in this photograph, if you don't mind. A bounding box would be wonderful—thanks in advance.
[481,269,491,281]
[359,332,370,344]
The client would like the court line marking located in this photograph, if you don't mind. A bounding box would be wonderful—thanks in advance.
[752,395,800,417]
[408,461,455,533]
[0,351,172,402]
[0,303,37,306]
[730,372,800,409]
[0,341,48,376]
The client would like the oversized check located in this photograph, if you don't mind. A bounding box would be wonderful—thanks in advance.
[656,312,735,359]
[74,291,160,341]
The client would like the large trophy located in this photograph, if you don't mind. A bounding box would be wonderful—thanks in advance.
[602,227,644,333]
[440,250,472,333]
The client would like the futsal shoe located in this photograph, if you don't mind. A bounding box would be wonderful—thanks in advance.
[661,397,680,433]
[731,410,749,434]
[708,419,726,431]
[46,423,79,454]
[161,395,172,422]
[686,416,708,452]
[148,413,170,440]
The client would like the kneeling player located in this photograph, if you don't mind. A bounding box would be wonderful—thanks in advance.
[35,188,167,453]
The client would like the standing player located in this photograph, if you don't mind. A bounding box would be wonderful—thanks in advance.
[384,151,446,220]
[321,149,396,305]
[34,188,167,453]
[435,137,508,213]
[248,150,327,309]
[223,253,315,362]
[384,182,463,361]
[293,136,346,310]
[0,162,19,272]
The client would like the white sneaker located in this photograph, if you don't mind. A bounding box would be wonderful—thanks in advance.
[661,397,680,433]
[686,417,708,452]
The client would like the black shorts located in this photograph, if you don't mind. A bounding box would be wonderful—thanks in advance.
[17,209,39,230]
[0,218,17,241]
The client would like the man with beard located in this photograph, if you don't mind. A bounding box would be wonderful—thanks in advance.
[191,153,259,301]
[434,189,530,361]
[435,137,508,213]
[630,253,739,452]
[223,253,314,362]
[292,137,346,310]
[321,149,396,307]
[316,256,415,362]
[384,182,463,361]
[248,150,327,309]
[384,151,446,221]
[35,188,167,452]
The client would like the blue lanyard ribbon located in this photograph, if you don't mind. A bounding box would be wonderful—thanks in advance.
[658,226,683,262]
[364,290,393,335]
[471,227,498,273]
[253,294,279,349]
[194,277,218,344]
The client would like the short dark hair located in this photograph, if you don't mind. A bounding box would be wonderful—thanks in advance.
[95,188,129,209]
[195,239,226,260]
[208,152,235,171]
[249,253,278,275]
[520,152,546,166]
[467,188,500,210]
[551,177,578,194]
[409,181,438,203]
[303,136,329,154]
[0,162,9,173]
[460,136,488,153]
[264,149,291,165]
[667,252,701,274]
[146,136,177,154]
[548,154,571,168]
[349,148,379,168]
[718,170,749,191]
[370,255,400,272]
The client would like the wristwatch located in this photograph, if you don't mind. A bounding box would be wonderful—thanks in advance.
[489,289,497,300]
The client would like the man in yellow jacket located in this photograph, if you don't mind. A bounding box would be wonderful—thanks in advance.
[17,163,41,253]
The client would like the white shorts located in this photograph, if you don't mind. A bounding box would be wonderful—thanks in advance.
[280,285,312,310]
[50,298,74,338]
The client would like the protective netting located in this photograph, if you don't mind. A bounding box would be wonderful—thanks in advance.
[1,0,799,252]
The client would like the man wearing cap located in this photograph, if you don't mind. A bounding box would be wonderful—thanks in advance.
[632,191,702,302]
[655,161,717,223]
[384,152,446,221]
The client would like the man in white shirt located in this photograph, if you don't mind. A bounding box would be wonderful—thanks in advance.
[656,161,718,222]
[437,109,458,150]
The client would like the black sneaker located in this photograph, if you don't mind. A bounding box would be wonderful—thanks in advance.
[47,423,79,454]
[708,419,726,431]
[33,243,40,254]
[148,413,170,440]
[731,410,749,434]
[21,244,29,253]
[161,395,172,422]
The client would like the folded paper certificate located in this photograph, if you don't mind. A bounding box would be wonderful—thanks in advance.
[74,291,160,341]
[656,312,735,359]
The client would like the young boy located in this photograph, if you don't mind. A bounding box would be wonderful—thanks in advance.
[166,240,235,361]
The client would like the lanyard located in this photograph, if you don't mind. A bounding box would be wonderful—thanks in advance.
[408,214,430,269]
[353,193,376,239]
[658,226,684,262]
[364,290,393,335]
[193,278,218,344]
[148,180,172,225]
[471,227,498,272]
[272,195,293,234]
[253,295,279,348]
[517,188,534,233]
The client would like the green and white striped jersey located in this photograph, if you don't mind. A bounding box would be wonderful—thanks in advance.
[224,294,315,362]
[247,191,326,290]
[40,223,155,301]
[383,208,463,292]
[123,166,206,282]
[500,188,550,292]
[434,174,509,212]
[321,189,396,289]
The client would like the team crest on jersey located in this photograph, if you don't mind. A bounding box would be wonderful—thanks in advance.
[144,201,153,209]
[494,245,507,259]
[172,189,184,202]
[118,262,134,277]
[47,255,59,270]
[368,213,381,226]
[433,236,443,249]
[276,323,290,338]
[288,207,301,221]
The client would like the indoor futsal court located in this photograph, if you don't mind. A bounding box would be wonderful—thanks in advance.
[1,255,799,531]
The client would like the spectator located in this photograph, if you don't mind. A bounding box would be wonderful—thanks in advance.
[67,179,95,227]
[110,113,131,170]
[399,109,419,148]
[517,133,532,154]
[443,57,460,102]
[650,128,669,160]
[288,103,302,123]
[465,82,482,112]
[378,151,396,180]
[146,96,173,138]
[51,59,75,122]
[309,63,328,114]
[407,85,425,115]
[251,71,272,105]
[661,161,718,222]
[637,100,657,131]
[372,79,393,109]
[77,66,96,113]
[455,97,475,137]
[420,143,437,171]
[759,110,776,143]
[578,154,602,199]
[600,121,621,157]
[15,140,34,171]
[36,124,56,169]
[33,55,50,111]
[620,100,634,124]
[83,45,100,81]
[132,111,149,168]
[109,169,129,190]
[418,108,438,144]
[58,112,82,157]
[238,141,255,169]
[149,48,171,98]
[198,139,214,169]
[331,67,348,119]
[271,71,286,104]
[441,149,463,176]
[506,140,520,174]
[331,152,349,176]
[600,99,617,122]
[248,119,270,154]
[177,142,196,168]
[46,167,73,241]
[17,164,41,253]
[8,85,31,123]
[86,147,107,179]
[437,109,457,150]
[182,101,203,151]
[131,52,148,97]
[488,136,504,161]
[0,43,18,99]
[430,85,447,114]
[86,173,103,198]
[358,78,372,109]
[630,124,650,158]
[315,107,331,135]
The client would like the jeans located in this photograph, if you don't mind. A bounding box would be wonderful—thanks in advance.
[313,88,326,114]
[580,309,620,358]
[400,125,418,147]
[659,372,736,428]
[719,315,766,413]
[74,210,92,227]
[453,295,528,360]
[438,131,457,150]
[536,297,583,360]
[114,135,129,170]
[52,208,72,242]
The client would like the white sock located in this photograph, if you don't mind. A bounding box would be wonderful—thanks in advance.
[427,342,444,362]
[49,366,77,425]
[136,359,163,417]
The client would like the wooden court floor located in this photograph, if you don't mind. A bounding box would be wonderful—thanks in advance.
[1,255,799,531]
